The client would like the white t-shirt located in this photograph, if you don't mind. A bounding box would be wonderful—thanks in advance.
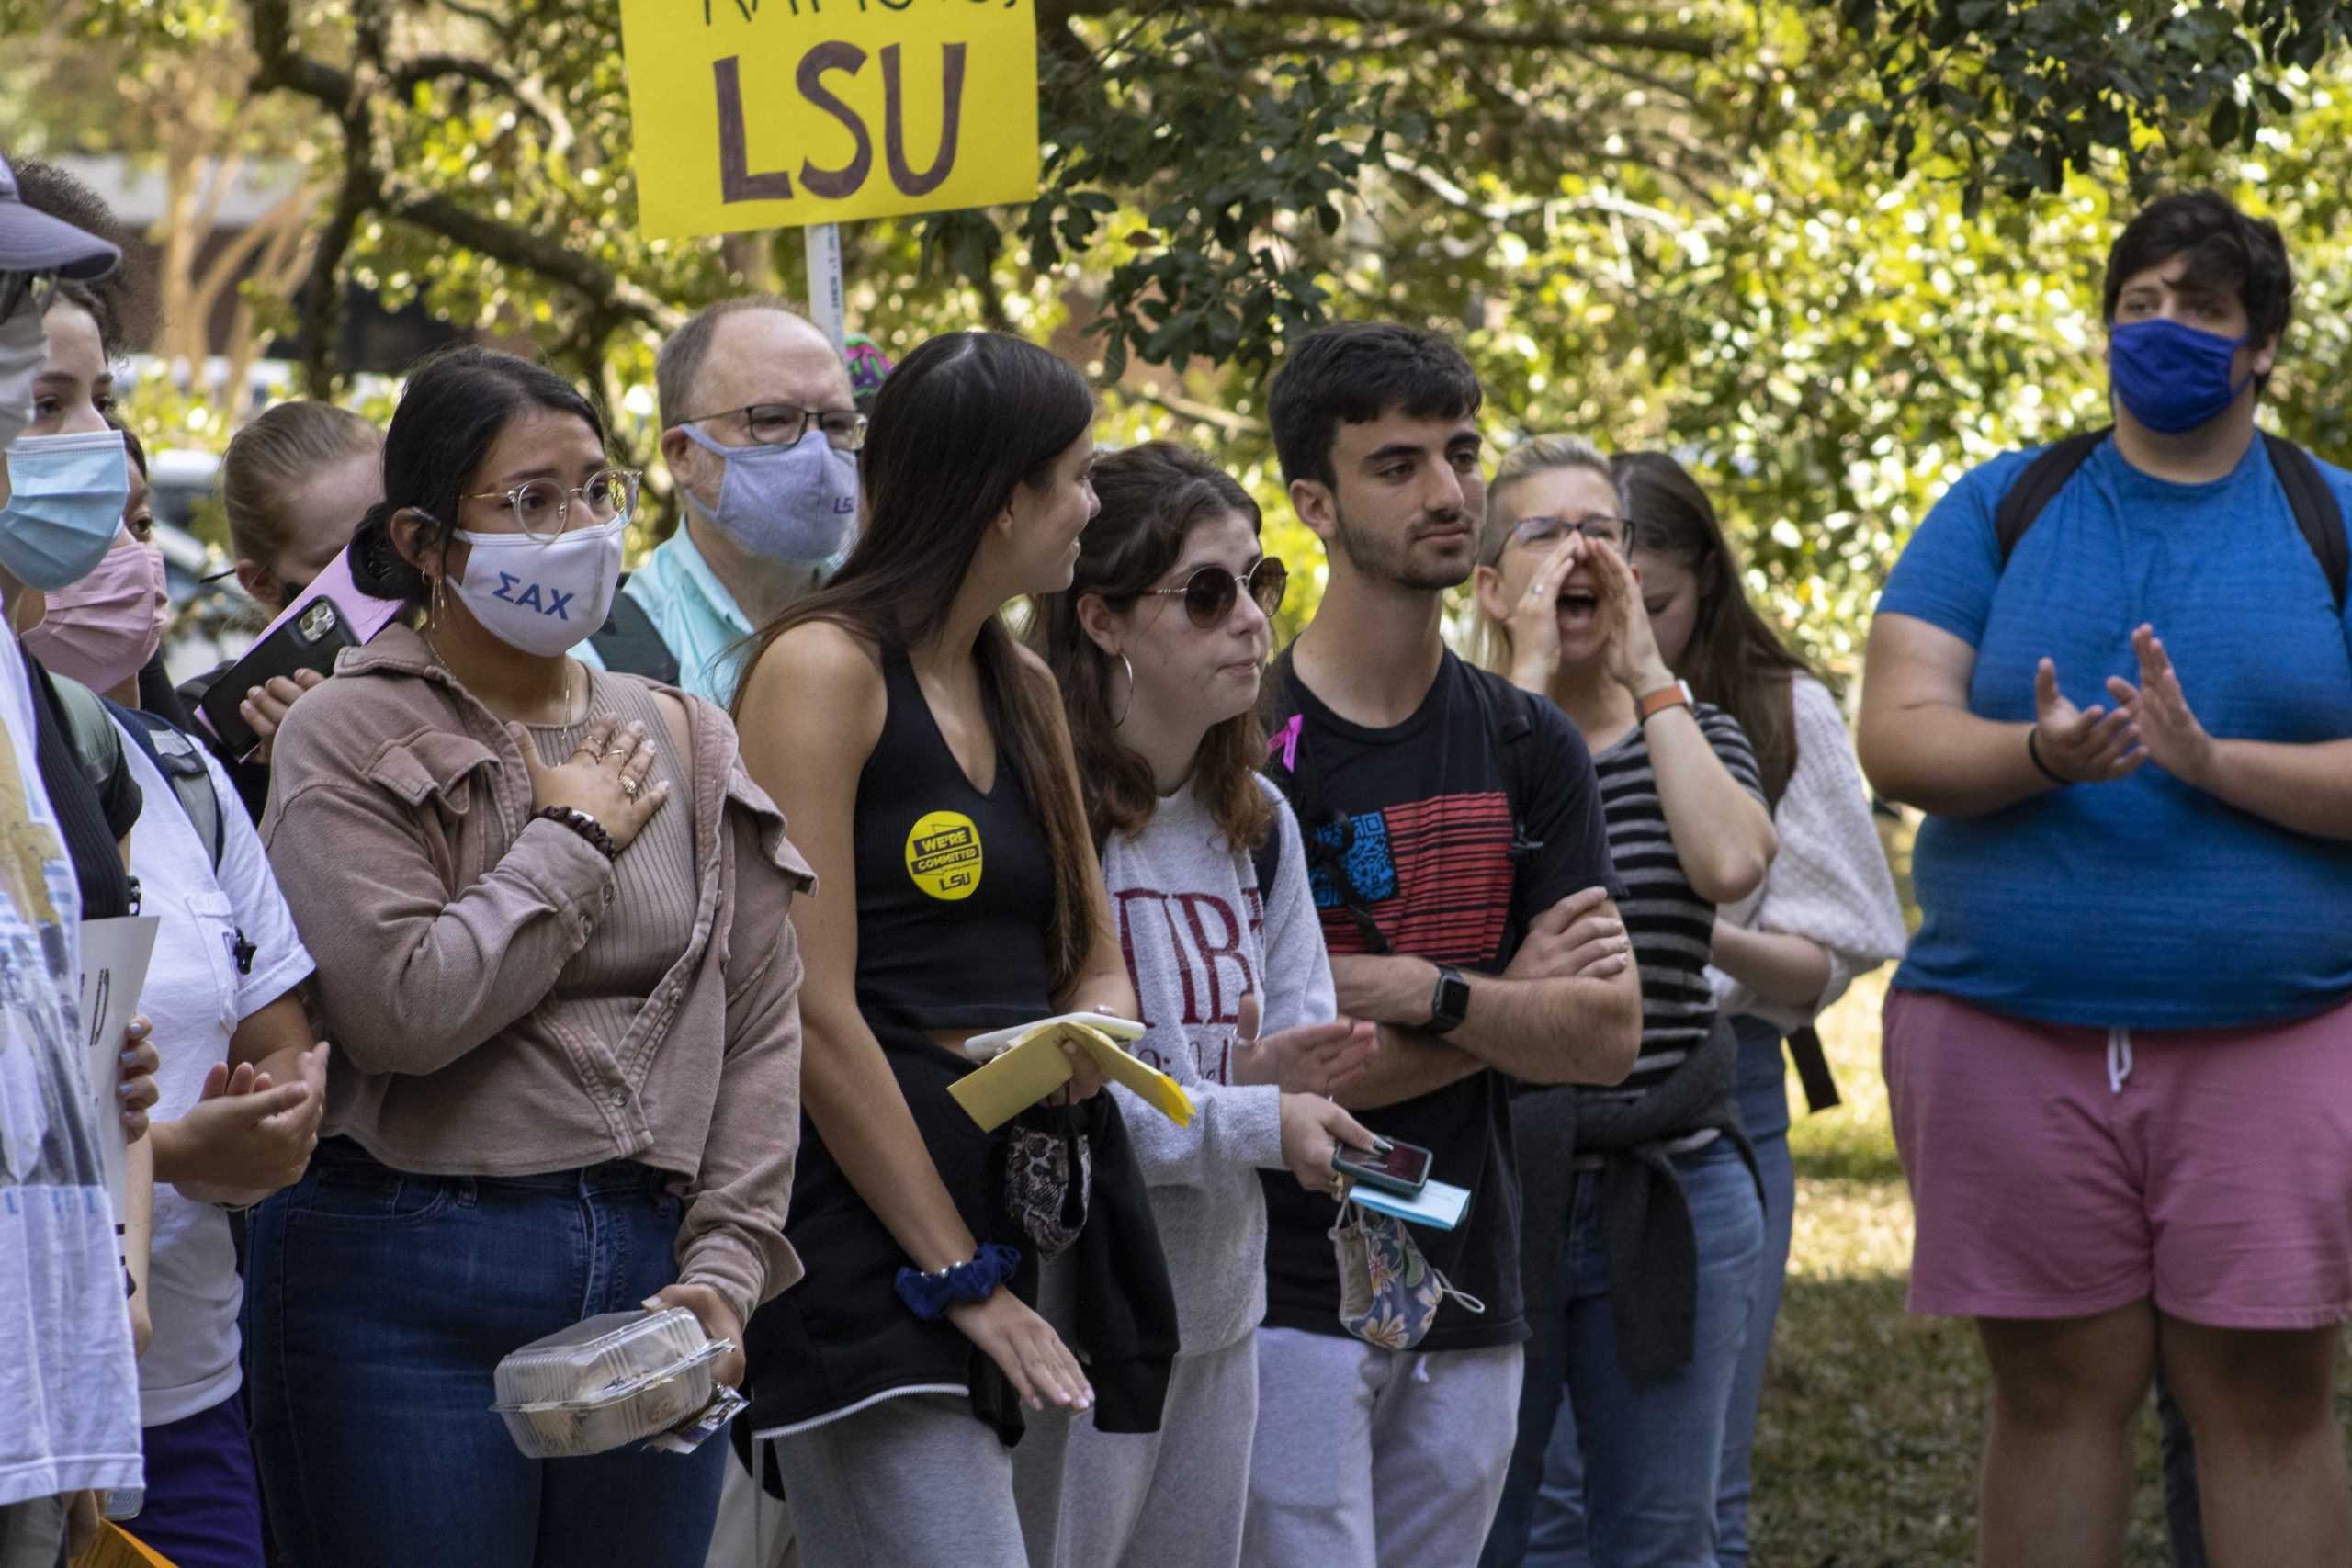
[0,628,141,1507]
[118,729,313,1427]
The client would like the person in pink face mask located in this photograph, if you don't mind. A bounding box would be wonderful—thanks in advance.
[22,423,168,701]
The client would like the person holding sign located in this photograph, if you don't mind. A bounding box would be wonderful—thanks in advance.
[1023,439,1383,1568]
[244,345,815,1568]
[730,331,1176,1568]
[576,297,862,705]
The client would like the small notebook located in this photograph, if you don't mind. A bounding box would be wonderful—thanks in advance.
[1351,1178,1472,1231]
[948,1020,1193,1132]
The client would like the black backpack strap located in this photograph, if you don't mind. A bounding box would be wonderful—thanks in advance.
[589,577,682,686]
[107,702,227,872]
[1993,429,2110,568]
[1249,818,1283,907]
[2263,433,2349,611]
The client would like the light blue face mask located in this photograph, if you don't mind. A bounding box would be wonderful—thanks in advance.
[0,428,131,591]
[678,423,859,565]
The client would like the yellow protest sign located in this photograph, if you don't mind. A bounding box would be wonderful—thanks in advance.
[619,0,1041,240]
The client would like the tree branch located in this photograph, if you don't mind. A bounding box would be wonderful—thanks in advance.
[248,0,672,344]
[1044,0,1718,57]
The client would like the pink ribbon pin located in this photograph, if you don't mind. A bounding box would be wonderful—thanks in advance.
[1270,713,1303,772]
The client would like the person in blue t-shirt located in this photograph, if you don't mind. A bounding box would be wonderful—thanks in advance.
[1860,190,2352,1568]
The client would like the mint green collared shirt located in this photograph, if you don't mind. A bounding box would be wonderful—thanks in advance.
[577,525,842,706]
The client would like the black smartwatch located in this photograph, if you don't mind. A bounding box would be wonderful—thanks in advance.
[1426,964,1471,1035]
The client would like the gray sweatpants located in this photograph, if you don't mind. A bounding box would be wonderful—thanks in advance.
[0,1497,64,1568]
[771,1394,1026,1568]
[1240,1326,1525,1568]
[702,1441,797,1568]
[1012,1333,1260,1568]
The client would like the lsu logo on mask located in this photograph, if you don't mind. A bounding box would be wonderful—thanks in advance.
[906,810,982,901]
[492,573,576,620]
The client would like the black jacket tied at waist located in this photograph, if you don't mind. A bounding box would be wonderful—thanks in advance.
[1511,1016,1760,1378]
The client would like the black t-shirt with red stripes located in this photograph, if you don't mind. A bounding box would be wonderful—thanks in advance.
[1258,649,1622,1350]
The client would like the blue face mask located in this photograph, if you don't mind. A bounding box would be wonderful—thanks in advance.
[2109,318,2253,434]
[678,423,858,565]
[0,429,131,591]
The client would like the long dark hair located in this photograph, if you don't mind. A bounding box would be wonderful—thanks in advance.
[1614,450,1821,807]
[1030,441,1272,855]
[347,345,606,611]
[735,332,1100,992]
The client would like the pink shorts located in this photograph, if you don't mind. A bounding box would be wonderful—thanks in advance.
[1884,987,2352,1328]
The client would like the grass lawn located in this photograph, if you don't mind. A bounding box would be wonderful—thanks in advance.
[1747,972,2352,1565]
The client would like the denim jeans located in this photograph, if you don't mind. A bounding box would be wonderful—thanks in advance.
[243,1138,727,1568]
[1484,1137,1764,1568]
[1714,1017,1794,1567]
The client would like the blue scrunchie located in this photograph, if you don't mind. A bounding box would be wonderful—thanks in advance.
[894,1243,1023,1321]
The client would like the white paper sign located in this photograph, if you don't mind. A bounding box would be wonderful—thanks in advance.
[77,914,159,1250]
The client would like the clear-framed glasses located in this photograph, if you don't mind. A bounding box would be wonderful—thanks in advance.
[0,271,60,326]
[1510,512,1632,554]
[460,466,641,542]
[1138,556,1288,628]
[679,401,867,453]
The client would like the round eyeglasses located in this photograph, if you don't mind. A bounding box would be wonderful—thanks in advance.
[1138,557,1288,628]
[459,467,641,542]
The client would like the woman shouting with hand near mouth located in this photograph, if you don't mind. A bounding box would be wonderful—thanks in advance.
[1470,434,1775,1568]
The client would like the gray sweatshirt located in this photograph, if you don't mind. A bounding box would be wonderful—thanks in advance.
[1100,774,1335,1354]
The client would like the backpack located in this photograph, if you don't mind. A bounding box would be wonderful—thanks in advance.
[1995,428,2348,610]
[51,675,229,874]
[586,578,683,685]
[1252,652,1545,955]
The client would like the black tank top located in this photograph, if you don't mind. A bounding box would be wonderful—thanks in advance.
[851,648,1055,1032]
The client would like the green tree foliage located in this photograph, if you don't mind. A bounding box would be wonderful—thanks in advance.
[6,0,2352,663]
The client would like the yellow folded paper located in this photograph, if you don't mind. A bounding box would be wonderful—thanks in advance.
[949,1021,1193,1132]
[70,1521,176,1568]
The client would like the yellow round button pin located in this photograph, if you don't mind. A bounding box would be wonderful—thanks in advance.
[905,809,984,901]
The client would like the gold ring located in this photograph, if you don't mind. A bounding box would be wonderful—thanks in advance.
[621,776,641,799]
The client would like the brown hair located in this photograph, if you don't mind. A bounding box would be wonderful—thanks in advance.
[734,332,1099,993]
[221,400,381,570]
[1612,450,1821,807]
[1029,441,1273,855]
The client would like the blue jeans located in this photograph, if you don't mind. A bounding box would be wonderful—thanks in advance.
[1487,1137,1765,1568]
[1714,1017,1794,1567]
[243,1139,727,1568]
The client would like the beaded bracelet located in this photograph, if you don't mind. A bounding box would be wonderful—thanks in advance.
[894,1243,1023,1321]
[534,805,619,860]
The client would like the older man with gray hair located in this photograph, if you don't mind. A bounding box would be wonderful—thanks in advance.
[580,296,866,707]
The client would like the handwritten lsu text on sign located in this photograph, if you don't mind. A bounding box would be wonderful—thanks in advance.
[622,0,1041,239]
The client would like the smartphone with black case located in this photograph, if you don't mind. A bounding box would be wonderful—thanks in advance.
[198,597,360,761]
[1334,1137,1434,1196]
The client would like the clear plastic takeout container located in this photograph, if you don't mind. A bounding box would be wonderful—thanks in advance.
[491,1308,733,1459]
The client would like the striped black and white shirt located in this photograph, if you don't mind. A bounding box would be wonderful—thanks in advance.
[1594,702,1765,1097]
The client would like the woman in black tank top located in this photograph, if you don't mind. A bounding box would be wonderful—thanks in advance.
[733,332,1175,1568]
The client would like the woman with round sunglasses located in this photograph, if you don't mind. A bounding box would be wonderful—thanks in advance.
[1025,440,1382,1568]
[243,344,814,1568]
[1468,435,1776,1568]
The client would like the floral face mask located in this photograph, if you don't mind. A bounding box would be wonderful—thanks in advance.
[1330,1201,1484,1351]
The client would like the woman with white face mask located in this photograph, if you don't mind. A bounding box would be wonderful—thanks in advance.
[242,344,816,1568]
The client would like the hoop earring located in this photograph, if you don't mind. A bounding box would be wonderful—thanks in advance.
[1110,652,1135,729]
[430,570,447,629]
